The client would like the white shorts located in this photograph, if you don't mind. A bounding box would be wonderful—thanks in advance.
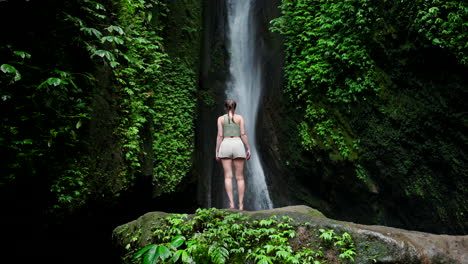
[218,137,246,159]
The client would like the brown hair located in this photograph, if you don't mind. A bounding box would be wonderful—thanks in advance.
[224,99,237,123]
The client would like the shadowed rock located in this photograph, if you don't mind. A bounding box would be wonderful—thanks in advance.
[113,205,468,263]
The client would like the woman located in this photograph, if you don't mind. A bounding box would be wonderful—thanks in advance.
[216,99,251,210]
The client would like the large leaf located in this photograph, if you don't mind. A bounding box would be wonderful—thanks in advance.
[1,64,16,74]
[209,244,229,264]
[171,250,184,262]
[170,235,186,248]
[134,244,156,259]
[80,27,103,39]
[155,245,171,260]
[37,77,66,89]
[143,245,158,264]
[93,2,106,11]
[181,251,193,263]
[46,77,64,86]
[257,258,272,264]
[101,36,124,45]
[64,13,84,26]
[105,25,124,35]
[93,50,115,61]
[147,12,153,23]
[13,51,31,59]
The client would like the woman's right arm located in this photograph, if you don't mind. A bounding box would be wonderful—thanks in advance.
[215,116,224,161]
[239,116,251,160]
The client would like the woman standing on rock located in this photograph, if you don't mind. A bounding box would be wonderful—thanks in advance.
[215,99,251,210]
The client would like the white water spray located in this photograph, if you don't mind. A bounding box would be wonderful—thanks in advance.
[225,0,273,210]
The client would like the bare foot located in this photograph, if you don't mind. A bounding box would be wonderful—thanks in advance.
[229,202,235,209]
[239,204,244,211]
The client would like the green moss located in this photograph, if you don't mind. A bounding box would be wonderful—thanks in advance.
[272,0,467,234]
[110,0,203,194]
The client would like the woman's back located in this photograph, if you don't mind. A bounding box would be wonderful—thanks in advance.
[222,114,241,137]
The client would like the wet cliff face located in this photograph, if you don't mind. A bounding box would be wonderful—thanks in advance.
[195,0,229,208]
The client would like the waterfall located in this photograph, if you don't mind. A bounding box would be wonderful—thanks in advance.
[225,0,273,210]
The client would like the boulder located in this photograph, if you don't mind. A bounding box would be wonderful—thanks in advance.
[112,205,468,263]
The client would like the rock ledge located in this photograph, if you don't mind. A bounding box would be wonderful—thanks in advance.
[113,205,468,264]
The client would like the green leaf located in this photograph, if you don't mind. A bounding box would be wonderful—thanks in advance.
[76,120,82,129]
[81,27,103,39]
[143,245,157,264]
[46,77,64,86]
[171,250,183,262]
[65,13,84,26]
[155,245,171,260]
[134,244,156,259]
[13,51,31,59]
[93,2,106,11]
[110,61,120,68]
[170,235,185,248]
[257,257,272,264]
[276,250,290,259]
[181,251,192,263]
[106,25,124,35]
[101,36,124,45]
[147,12,153,23]
[1,64,17,74]
[93,50,116,61]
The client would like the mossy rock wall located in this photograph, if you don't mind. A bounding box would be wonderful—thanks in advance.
[259,0,467,235]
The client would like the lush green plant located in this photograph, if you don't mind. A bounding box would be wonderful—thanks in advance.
[62,0,198,194]
[1,42,92,207]
[134,236,187,264]
[270,0,378,162]
[129,208,357,264]
[50,168,89,208]
[113,0,198,193]
[149,60,197,192]
[319,229,356,263]
[65,0,147,175]
[1,0,200,210]
[113,0,167,172]
[413,0,467,64]
[269,0,467,185]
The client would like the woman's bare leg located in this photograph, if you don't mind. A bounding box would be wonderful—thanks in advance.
[221,158,235,209]
[233,158,245,210]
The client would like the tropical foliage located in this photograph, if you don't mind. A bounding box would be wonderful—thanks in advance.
[0,0,199,209]
[270,0,467,233]
[270,0,467,162]
[125,208,356,264]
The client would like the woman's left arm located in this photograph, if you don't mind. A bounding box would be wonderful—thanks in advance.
[215,116,224,161]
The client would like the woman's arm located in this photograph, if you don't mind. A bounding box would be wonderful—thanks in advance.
[215,116,224,161]
[239,116,251,160]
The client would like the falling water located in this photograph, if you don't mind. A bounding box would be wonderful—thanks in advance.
[225,0,273,210]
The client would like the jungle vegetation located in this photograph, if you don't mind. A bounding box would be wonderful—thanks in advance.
[0,0,466,263]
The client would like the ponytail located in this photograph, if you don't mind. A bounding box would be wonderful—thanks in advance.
[224,99,237,124]
[228,109,234,123]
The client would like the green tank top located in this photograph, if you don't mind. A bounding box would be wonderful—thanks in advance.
[223,114,241,137]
